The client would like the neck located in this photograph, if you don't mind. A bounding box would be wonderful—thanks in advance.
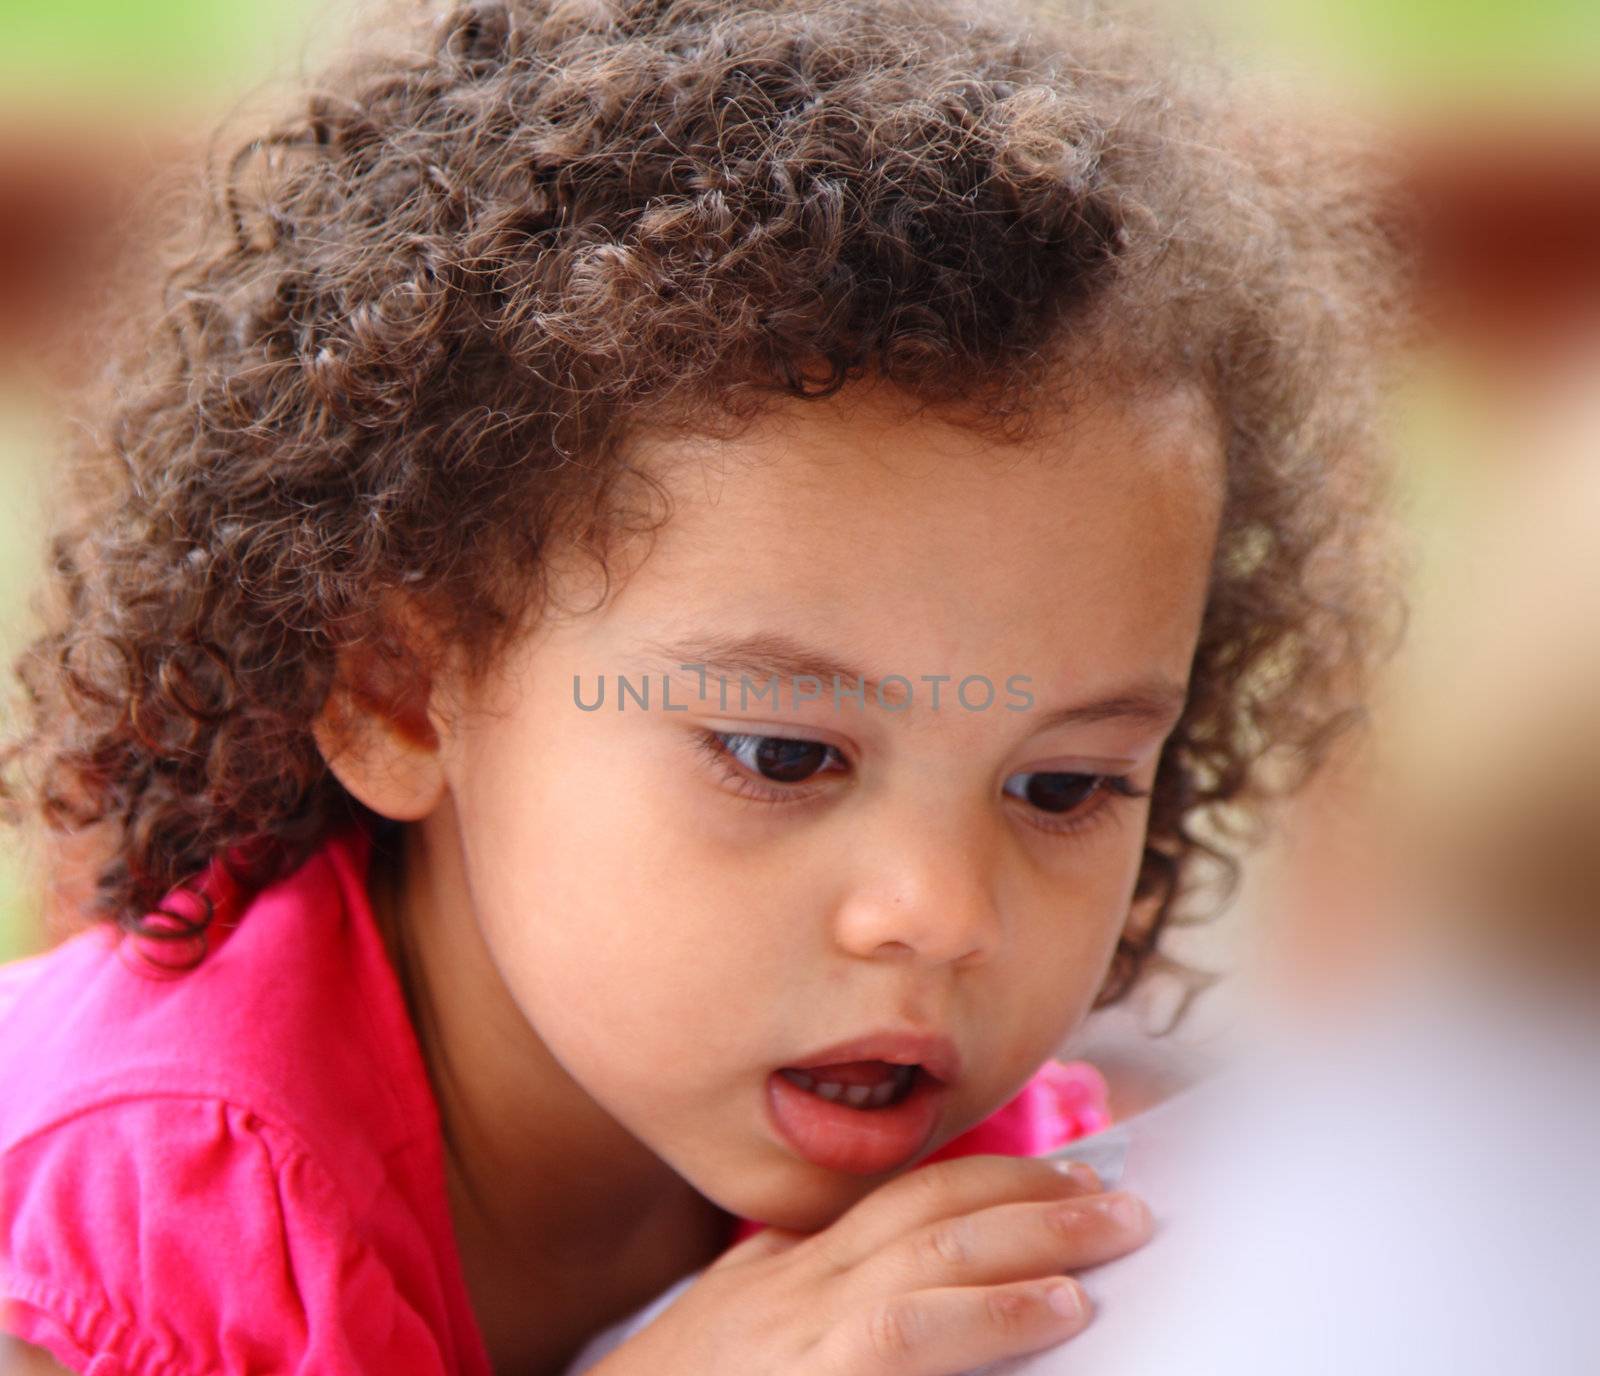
[366,809,735,1371]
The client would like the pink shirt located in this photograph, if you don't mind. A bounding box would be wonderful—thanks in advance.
[1,824,1109,1374]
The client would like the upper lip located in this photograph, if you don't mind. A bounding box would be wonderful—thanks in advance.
[784,1029,962,1086]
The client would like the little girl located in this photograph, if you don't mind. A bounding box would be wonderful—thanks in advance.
[0,0,1402,1371]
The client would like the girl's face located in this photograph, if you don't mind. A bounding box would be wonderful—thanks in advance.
[420,380,1222,1232]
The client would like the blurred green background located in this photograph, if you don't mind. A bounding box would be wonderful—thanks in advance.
[0,0,1593,961]
[1219,0,1600,101]
[0,1,324,121]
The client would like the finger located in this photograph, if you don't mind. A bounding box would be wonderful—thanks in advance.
[817,1154,1102,1272]
[819,1276,1092,1376]
[864,1189,1153,1295]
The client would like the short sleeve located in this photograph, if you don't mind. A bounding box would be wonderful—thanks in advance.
[1,1097,453,1376]
[920,1058,1112,1164]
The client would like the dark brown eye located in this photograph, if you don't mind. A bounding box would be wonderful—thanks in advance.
[1003,772,1104,813]
[723,733,841,784]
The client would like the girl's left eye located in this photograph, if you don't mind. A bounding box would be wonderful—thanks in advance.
[1001,770,1148,834]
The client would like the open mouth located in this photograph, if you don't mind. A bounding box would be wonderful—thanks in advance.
[777,1062,922,1109]
[766,1060,945,1174]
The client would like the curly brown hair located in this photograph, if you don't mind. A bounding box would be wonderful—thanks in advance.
[1,0,1408,1000]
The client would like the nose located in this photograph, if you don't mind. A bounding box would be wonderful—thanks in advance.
[830,818,1005,968]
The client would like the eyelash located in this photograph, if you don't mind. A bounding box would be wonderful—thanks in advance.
[691,729,1151,839]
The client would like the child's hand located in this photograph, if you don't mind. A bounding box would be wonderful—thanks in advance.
[584,1154,1152,1376]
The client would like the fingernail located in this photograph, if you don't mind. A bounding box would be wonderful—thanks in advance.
[1098,1192,1148,1231]
[1046,1282,1082,1319]
[1053,1161,1099,1189]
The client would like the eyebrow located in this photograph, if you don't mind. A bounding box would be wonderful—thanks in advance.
[637,630,1189,729]
[640,630,892,701]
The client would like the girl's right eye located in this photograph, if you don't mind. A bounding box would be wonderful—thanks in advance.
[694,730,848,799]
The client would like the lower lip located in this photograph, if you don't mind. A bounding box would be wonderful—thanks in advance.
[765,1069,945,1175]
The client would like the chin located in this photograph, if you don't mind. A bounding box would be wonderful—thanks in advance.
[753,1171,894,1234]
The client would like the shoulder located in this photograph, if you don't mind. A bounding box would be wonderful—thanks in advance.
[1,1094,461,1376]
[0,826,431,1190]
[0,829,482,1374]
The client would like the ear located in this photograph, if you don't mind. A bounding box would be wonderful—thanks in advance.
[312,611,453,822]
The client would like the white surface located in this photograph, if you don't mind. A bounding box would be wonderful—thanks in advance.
[566,971,1600,1375]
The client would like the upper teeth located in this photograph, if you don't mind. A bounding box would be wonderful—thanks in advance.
[783,1065,917,1107]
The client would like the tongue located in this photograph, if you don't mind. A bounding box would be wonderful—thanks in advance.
[790,1060,900,1086]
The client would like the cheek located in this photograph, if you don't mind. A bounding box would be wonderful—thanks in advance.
[1016,815,1151,992]
[452,717,791,1040]
[1025,799,1152,914]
